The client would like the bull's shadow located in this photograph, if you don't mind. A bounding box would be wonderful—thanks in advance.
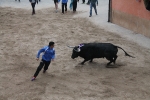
[75,60,125,68]
[75,59,127,68]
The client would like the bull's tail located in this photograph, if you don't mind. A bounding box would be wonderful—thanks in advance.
[116,46,135,58]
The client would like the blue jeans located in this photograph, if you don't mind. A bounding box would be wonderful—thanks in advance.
[90,3,97,16]
[70,0,73,9]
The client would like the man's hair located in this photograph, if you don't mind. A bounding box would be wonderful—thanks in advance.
[49,41,55,46]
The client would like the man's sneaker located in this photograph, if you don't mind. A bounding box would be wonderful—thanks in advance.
[43,70,46,73]
[89,15,92,17]
[31,77,36,81]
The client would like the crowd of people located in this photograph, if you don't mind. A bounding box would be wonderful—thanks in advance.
[28,0,98,17]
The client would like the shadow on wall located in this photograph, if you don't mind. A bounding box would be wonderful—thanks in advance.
[144,0,150,11]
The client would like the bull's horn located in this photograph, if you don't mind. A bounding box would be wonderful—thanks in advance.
[67,45,75,48]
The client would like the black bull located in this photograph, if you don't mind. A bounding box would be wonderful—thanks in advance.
[68,43,135,65]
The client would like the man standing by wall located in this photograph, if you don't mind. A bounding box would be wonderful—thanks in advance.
[89,0,98,17]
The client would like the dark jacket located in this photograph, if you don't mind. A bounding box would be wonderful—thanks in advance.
[29,0,37,3]
[90,0,98,5]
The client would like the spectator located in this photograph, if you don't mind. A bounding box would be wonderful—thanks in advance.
[89,0,98,17]
[82,0,85,4]
[15,0,20,2]
[61,0,68,14]
[29,0,37,15]
[54,0,60,13]
[73,0,78,12]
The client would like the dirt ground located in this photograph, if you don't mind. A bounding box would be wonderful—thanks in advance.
[0,7,150,100]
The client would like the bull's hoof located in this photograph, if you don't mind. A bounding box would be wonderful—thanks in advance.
[80,63,84,65]
[107,63,111,66]
[89,61,93,63]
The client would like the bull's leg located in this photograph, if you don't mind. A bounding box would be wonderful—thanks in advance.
[113,55,118,64]
[106,57,113,65]
[81,59,89,65]
[107,61,113,65]
[81,60,86,65]
[89,58,93,63]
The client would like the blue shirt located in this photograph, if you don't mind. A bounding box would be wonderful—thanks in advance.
[61,0,68,3]
[90,0,98,4]
[36,46,55,61]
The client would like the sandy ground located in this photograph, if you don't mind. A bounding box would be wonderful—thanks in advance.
[0,6,150,100]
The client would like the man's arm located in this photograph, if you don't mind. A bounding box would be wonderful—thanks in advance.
[36,47,46,59]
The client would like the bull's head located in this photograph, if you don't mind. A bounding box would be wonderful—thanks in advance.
[67,44,84,59]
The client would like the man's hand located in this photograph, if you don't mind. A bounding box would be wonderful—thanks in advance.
[36,58,39,61]
[51,59,54,61]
